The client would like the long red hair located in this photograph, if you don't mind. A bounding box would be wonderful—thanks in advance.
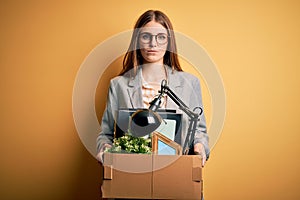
[119,10,182,76]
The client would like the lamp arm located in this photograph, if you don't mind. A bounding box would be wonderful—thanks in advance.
[162,85,202,119]
[160,84,203,154]
[162,85,189,108]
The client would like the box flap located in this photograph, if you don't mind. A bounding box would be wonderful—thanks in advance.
[192,156,202,182]
[103,165,112,180]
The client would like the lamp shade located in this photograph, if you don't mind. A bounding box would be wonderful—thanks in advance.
[129,109,162,137]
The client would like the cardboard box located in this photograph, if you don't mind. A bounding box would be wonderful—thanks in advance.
[102,153,153,199]
[102,153,203,199]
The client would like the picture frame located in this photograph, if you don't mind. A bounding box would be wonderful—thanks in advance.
[151,131,182,155]
[115,108,182,142]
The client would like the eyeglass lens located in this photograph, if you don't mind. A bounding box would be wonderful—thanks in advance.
[139,33,168,45]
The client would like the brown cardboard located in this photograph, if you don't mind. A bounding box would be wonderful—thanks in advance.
[152,155,202,199]
[101,153,202,199]
[102,153,153,199]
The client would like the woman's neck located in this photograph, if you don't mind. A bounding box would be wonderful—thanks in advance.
[141,63,167,83]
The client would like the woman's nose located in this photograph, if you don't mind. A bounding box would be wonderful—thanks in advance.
[149,35,157,47]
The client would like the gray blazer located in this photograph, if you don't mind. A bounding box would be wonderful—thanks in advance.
[96,66,209,158]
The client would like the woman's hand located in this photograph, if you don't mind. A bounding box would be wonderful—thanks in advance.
[96,144,112,163]
[193,143,207,167]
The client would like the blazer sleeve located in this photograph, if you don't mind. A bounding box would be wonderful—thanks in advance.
[190,77,210,159]
[96,79,118,153]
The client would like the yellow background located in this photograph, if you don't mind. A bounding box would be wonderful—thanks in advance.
[1,0,300,199]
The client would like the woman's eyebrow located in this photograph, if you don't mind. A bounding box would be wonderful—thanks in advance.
[139,31,151,34]
[139,32,167,35]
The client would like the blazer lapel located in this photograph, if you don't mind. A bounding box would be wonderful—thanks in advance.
[127,68,144,109]
[166,67,183,110]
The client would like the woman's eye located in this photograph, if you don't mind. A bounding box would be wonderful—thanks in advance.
[142,34,150,40]
[158,35,166,40]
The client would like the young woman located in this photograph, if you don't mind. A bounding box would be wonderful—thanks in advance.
[96,10,209,166]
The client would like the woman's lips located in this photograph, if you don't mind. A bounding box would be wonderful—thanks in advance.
[146,50,159,53]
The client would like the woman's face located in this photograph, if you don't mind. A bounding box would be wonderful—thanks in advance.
[138,21,168,64]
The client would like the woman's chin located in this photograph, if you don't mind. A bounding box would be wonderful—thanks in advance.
[143,57,164,64]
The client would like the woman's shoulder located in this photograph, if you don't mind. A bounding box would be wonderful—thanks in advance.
[109,73,137,88]
[110,75,125,82]
[110,75,128,85]
[177,70,198,78]
[173,70,200,83]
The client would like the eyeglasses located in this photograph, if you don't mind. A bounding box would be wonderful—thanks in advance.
[139,32,169,45]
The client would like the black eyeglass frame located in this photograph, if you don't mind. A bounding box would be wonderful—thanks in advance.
[138,32,170,45]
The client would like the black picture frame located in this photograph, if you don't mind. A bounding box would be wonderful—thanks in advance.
[115,108,182,144]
